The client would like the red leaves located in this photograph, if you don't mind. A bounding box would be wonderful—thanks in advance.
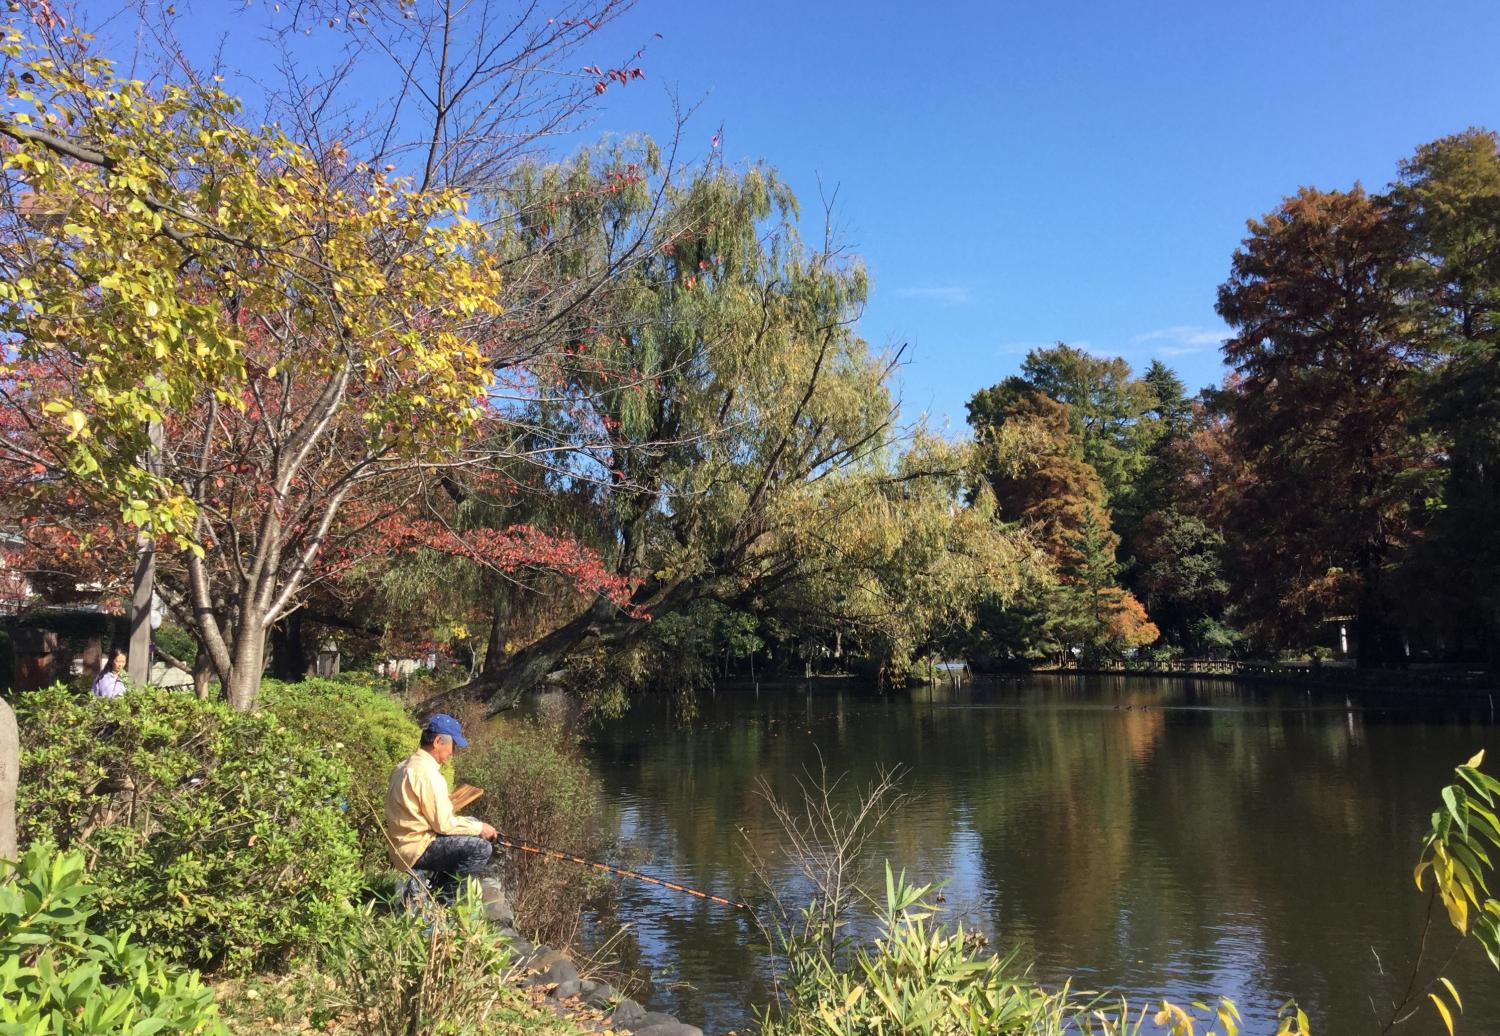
[587,65,645,95]
[317,508,637,611]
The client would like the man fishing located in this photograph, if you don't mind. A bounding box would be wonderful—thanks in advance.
[384,713,497,903]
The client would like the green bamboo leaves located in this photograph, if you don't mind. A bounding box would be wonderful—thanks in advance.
[1409,750,1500,1034]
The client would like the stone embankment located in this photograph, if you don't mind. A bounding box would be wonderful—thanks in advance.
[480,878,704,1036]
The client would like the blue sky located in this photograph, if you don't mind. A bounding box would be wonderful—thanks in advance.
[573,0,1500,430]
[166,0,1500,431]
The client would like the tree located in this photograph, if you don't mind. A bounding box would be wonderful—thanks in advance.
[1113,358,1193,569]
[1131,506,1228,649]
[965,386,1154,663]
[0,17,515,708]
[0,696,15,862]
[1215,185,1435,665]
[969,391,1110,565]
[1052,506,1158,664]
[445,147,1037,707]
[770,434,1038,685]
[1120,369,1237,652]
[1391,129,1500,668]
[1142,359,1192,440]
[1011,343,1162,507]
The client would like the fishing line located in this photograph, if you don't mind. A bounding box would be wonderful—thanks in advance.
[495,833,754,913]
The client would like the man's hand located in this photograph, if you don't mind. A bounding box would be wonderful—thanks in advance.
[479,823,498,840]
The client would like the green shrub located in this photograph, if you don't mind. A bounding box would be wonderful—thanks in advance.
[261,674,421,870]
[326,887,513,1036]
[16,684,361,972]
[154,623,200,669]
[452,713,609,945]
[762,864,1056,1036]
[1,841,226,1034]
[762,865,1265,1036]
[216,892,589,1036]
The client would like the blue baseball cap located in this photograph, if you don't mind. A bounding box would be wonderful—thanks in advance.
[424,713,469,749]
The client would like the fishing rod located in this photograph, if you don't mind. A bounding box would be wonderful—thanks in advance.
[494,832,754,913]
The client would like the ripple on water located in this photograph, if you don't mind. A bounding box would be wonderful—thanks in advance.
[581,677,1498,1035]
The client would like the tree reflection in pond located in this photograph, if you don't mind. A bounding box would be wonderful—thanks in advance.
[578,675,1496,1036]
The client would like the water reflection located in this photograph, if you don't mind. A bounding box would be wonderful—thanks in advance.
[580,676,1497,1035]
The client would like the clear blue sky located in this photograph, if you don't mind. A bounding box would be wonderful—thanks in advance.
[576,0,1500,431]
[166,0,1500,431]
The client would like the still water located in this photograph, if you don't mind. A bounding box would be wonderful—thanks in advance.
[580,675,1499,1035]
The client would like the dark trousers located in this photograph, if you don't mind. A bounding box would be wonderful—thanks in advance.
[413,834,494,904]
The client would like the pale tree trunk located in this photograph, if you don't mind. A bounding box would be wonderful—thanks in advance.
[128,534,154,685]
[127,421,162,687]
[224,620,267,711]
[0,696,17,861]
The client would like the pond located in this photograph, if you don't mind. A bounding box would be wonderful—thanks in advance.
[579,674,1499,1035]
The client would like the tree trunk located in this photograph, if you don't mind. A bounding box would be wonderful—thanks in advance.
[1355,589,1394,669]
[480,603,506,679]
[1483,602,1500,676]
[0,696,17,862]
[128,420,163,687]
[193,641,214,700]
[442,597,637,713]
[224,623,267,711]
[128,532,154,686]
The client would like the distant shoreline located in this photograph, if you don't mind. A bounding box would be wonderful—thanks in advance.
[1022,665,1500,701]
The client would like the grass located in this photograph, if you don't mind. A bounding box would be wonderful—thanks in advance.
[213,969,601,1035]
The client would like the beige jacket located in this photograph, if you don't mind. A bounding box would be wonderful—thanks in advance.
[384,750,483,868]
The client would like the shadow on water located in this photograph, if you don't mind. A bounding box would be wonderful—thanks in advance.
[573,674,1497,1035]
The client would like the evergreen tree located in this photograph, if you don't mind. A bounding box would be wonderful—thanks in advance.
[1392,128,1500,668]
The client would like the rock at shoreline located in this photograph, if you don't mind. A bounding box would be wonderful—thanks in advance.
[480,878,516,928]
[610,999,647,1029]
[630,1010,679,1031]
[485,886,699,1036]
[540,959,579,983]
[634,1023,703,1036]
[579,979,614,1009]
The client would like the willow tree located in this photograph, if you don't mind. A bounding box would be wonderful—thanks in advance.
[455,145,1023,707]
[767,434,1040,684]
[0,17,505,708]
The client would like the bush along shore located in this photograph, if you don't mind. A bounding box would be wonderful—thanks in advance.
[6,675,702,1035]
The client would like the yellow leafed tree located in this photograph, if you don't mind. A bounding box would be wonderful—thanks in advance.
[0,13,502,707]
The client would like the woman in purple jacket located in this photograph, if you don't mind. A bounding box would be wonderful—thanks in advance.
[92,646,128,698]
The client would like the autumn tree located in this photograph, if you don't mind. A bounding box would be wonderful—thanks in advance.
[1007,343,1163,507]
[0,17,519,708]
[966,386,1155,663]
[0,0,661,705]
[1054,510,1159,664]
[1215,185,1435,665]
